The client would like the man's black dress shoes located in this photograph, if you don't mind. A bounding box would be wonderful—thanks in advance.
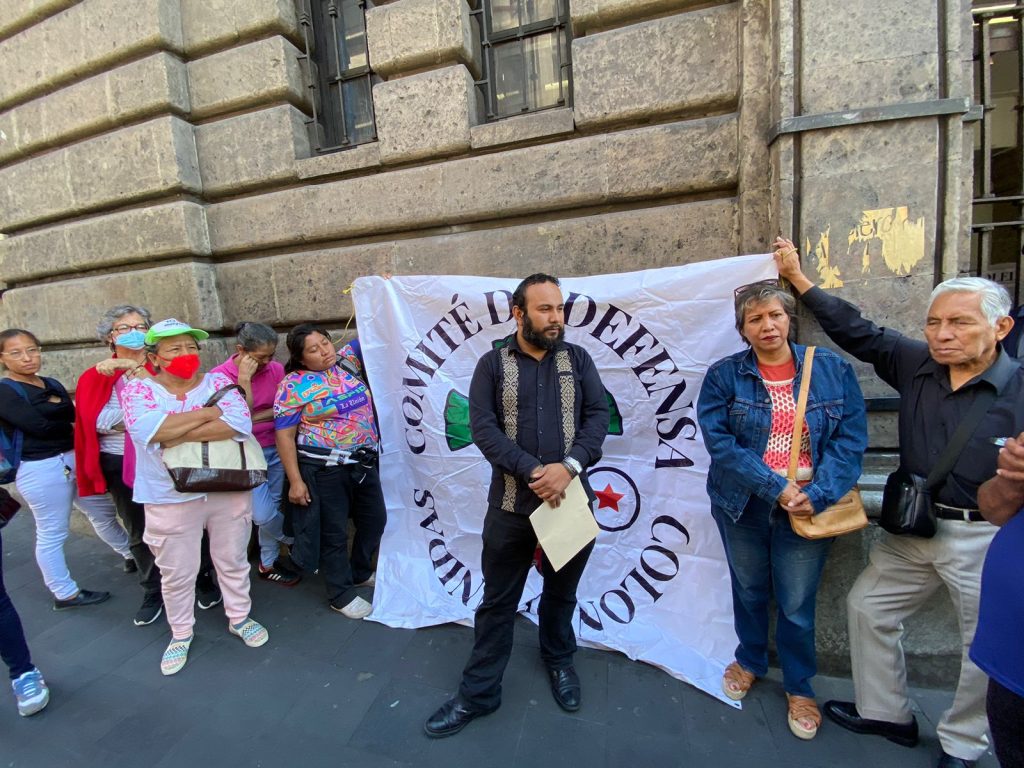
[424,698,497,738]
[548,666,581,712]
[53,589,111,611]
[823,700,919,747]
[937,752,975,768]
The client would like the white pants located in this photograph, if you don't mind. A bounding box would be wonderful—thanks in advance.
[847,520,996,761]
[15,451,131,600]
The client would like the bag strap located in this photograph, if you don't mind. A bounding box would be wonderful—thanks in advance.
[786,347,815,482]
[204,383,246,409]
[923,386,997,490]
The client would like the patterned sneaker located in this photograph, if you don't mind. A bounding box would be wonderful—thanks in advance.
[229,618,269,648]
[329,596,373,619]
[258,559,301,587]
[12,668,49,717]
[161,636,193,676]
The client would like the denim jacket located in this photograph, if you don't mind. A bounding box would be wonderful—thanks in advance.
[696,342,868,521]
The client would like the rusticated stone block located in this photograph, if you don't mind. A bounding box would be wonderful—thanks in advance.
[0,0,184,110]
[470,107,574,150]
[366,0,479,78]
[187,36,308,120]
[0,0,76,39]
[0,53,189,165]
[206,113,738,253]
[0,202,210,284]
[0,116,201,232]
[573,3,738,128]
[296,142,382,180]
[801,55,940,114]
[373,65,477,164]
[216,198,736,324]
[180,0,300,56]
[194,105,309,196]
[3,262,223,345]
[571,0,710,33]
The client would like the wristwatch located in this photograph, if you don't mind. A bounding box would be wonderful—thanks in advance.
[561,456,582,479]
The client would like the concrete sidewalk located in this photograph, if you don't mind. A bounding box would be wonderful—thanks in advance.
[0,513,997,768]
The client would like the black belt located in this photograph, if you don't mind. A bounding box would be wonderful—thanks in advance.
[933,504,985,523]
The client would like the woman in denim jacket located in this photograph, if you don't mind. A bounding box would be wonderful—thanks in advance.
[697,281,867,741]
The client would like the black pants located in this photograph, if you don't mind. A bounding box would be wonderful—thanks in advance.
[458,505,594,710]
[989,677,1024,768]
[0,527,33,680]
[100,452,160,597]
[286,461,387,606]
[99,452,215,598]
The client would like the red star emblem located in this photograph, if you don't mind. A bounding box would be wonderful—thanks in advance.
[595,483,625,511]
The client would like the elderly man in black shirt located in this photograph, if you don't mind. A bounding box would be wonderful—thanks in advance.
[424,273,610,738]
[775,238,1023,768]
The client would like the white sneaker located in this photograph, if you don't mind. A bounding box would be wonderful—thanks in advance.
[330,595,372,619]
[355,572,376,588]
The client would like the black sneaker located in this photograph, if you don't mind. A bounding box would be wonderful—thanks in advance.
[53,589,111,611]
[196,584,222,610]
[123,558,138,574]
[133,594,164,626]
[258,559,301,587]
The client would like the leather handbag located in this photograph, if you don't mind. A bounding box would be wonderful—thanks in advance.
[786,346,868,539]
[0,486,20,529]
[162,384,268,493]
[879,386,997,538]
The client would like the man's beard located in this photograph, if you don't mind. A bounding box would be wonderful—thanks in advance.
[522,312,565,350]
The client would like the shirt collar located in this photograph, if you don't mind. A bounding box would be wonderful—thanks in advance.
[917,347,1020,394]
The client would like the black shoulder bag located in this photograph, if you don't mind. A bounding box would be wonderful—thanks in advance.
[880,388,997,538]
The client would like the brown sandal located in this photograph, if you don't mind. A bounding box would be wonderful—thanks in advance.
[721,661,756,701]
[786,694,821,740]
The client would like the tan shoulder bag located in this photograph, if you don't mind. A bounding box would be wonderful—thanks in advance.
[786,347,868,539]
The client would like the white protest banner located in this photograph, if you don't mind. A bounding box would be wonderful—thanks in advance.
[352,254,779,707]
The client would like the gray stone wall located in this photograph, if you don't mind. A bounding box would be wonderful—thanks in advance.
[0,0,976,685]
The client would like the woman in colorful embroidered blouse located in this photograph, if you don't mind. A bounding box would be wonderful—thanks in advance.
[275,324,386,620]
[696,282,867,741]
[122,319,269,676]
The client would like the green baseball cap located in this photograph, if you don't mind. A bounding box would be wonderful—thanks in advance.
[144,318,210,345]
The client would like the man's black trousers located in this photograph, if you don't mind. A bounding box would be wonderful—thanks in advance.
[458,504,594,711]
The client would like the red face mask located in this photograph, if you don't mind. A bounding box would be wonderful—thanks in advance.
[159,353,201,379]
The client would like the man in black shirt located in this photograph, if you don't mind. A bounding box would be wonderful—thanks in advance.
[424,274,610,738]
[775,238,1023,768]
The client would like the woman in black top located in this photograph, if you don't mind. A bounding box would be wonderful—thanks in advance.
[0,329,128,609]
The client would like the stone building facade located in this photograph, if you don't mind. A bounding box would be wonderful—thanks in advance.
[0,0,987,681]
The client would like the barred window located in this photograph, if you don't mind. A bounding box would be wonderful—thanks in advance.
[474,0,572,121]
[298,0,377,153]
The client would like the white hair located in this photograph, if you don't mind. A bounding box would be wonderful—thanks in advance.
[929,277,1011,326]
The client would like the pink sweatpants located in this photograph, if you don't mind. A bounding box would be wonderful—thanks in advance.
[143,492,253,640]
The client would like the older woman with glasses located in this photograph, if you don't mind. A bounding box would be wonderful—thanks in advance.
[697,281,867,740]
[74,305,168,626]
[0,329,131,609]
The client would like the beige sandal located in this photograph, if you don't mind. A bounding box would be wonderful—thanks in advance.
[786,694,821,740]
[722,661,757,701]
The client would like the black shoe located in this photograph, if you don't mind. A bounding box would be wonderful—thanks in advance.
[123,558,138,574]
[548,666,581,712]
[133,594,164,626]
[53,589,111,611]
[423,698,497,738]
[196,584,222,610]
[823,700,919,747]
[937,752,975,768]
[258,559,301,587]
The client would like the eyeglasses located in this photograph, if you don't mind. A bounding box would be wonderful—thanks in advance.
[733,279,782,299]
[1,347,42,359]
[112,323,149,333]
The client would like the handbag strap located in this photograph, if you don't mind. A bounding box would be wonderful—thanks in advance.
[204,383,246,409]
[786,347,816,482]
[923,386,997,490]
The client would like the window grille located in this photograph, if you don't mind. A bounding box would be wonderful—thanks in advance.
[471,0,573,122]
[298,0,377,153]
